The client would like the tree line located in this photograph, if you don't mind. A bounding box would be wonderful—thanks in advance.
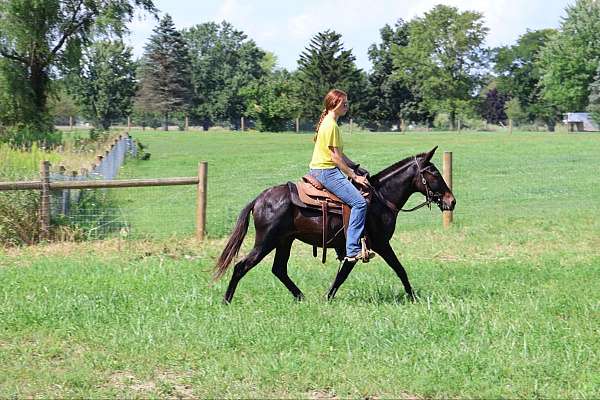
[1,0,599,146]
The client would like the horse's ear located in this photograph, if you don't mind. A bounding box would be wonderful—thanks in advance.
[424,146,438,162]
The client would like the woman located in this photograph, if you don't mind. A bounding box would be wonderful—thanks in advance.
[309,89,373,262]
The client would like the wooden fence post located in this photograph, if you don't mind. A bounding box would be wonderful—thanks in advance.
[69,116,73,130]
[509,118,513,134]
[59,165,68,215]
[296,117,299,133]
[40,161,51,241]
[185,115,189,131]
[197,161,207,241]
[241,117,245,132]
[127,116,131,131]
[443,151,453,228]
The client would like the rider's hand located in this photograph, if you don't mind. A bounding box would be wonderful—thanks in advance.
[352,174,369,188]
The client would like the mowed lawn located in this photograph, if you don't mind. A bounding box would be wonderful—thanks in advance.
[0,130,599,398]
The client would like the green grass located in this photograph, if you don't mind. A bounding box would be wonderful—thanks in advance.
[1,129,599,397]
[115,129,599,238]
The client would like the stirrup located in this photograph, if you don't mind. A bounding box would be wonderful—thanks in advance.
[345,239,376,263]
[344,251,376,263]
[361,238,374,263]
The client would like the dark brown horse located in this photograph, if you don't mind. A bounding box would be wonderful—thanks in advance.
[214,146,456,303]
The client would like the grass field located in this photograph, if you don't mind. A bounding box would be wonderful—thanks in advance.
[1,130,599,397]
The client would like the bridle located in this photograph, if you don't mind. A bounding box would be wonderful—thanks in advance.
[368,157,444,214]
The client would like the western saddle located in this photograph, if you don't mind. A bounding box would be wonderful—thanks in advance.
[292,161,371,264]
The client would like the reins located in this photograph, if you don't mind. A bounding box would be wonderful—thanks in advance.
[367,157,438,214]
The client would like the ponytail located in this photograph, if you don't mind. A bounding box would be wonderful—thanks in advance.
[313,109,328,142]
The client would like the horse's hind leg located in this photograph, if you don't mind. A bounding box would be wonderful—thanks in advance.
[223,242,275,304]
[272,238,304,301]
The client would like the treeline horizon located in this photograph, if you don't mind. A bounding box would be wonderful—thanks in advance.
[1,0,599,146]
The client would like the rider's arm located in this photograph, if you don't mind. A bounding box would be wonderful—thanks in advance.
[330,147,369,187]
[329,146,357,179]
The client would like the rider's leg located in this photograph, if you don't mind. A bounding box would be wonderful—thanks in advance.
[310,168,366,258]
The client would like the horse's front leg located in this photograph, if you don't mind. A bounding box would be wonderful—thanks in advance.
[374,242,416,301]
[326,258,357,300]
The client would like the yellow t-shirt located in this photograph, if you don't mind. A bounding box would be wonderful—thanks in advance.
[309,115,343,169]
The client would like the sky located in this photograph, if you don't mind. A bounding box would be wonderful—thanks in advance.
[125,0,571,72]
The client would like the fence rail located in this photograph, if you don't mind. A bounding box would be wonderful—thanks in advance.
[0,177,200,191]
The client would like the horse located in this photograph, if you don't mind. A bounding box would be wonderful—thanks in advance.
[213,146,456,303]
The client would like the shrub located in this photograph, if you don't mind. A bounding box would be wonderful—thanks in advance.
[0,124,62,148]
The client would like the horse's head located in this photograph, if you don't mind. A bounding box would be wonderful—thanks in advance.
[414,146,456,211]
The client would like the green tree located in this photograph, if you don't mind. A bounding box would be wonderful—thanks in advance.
[67,40,136,131]
[494,29,557,126]
[135,15,193,131]
[539,0,600,112]
[183,22,266,130]
[297,30,364,121]
[504,98,526,125]
[367,19,427,130]
[48,80,79,126]
[391,5,489,130]
[0,0,156,133]
[242,69,301,132]
[587,65,600,125]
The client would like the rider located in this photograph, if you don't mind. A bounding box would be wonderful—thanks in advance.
[309,89,374,262]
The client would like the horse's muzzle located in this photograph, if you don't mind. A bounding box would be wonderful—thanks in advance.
[442,192,456,211]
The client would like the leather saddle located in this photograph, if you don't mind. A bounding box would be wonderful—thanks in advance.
[288,159,371,264]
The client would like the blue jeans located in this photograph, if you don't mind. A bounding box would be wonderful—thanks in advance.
[310,168,367,257]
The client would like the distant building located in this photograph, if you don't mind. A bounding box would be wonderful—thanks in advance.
[563,112,599,132]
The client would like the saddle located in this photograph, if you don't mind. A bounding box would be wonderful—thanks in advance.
[290,159,371,264]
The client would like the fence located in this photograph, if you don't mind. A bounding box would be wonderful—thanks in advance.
[0,132,208,242]
[55,114,580,134]
[0,162,208,242]
[48,134,136,218]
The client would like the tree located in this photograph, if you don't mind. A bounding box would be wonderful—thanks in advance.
[539,0,600,112]
[504,98,526,125]
[0,0,156,133]
[68,40,136,130]
[48,80,79,126]
[135,15,193,131]
[480,86,507,125]
[391,5,489,130]
[183,22,266,130]
[242,69,301,132]
[494,29,557,125]
[297,30,364,121]
[587,65,600,125]
[367,19,425,130]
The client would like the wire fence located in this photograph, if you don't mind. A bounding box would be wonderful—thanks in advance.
[48,134,139,238]
[55,114,589,134]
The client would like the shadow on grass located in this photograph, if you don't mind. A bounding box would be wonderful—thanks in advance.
[342,286,427,305]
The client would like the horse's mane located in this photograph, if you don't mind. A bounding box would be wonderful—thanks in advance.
[370,152,427,185]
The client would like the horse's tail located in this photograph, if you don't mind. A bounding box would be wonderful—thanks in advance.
[213,199,256,281]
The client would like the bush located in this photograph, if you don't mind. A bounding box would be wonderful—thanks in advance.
[0,124,62,148]
[433,113,451,130]
[0,190,41,245]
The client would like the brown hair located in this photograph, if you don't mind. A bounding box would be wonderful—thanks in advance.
[314,89,347,141]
